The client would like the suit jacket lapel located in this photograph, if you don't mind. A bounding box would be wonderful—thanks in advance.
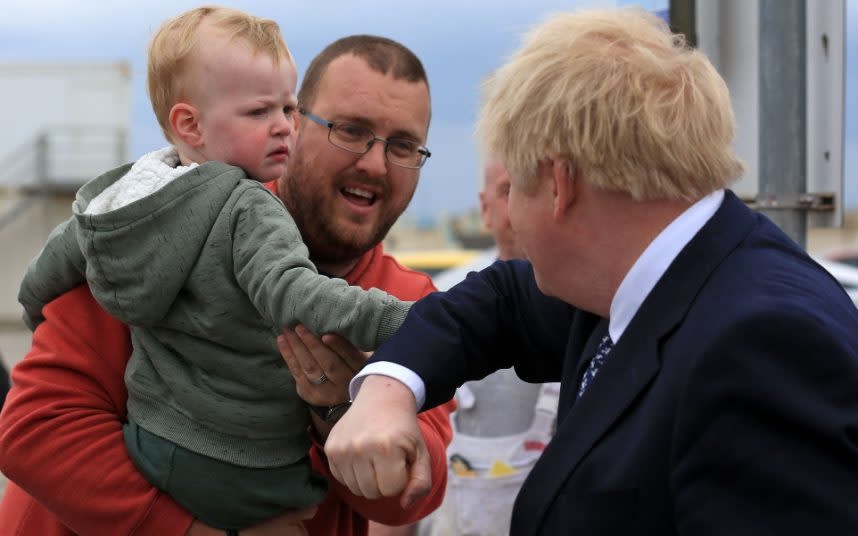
[512,191,758,535]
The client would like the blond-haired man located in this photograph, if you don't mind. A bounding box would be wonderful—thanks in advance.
[325,8,858,534]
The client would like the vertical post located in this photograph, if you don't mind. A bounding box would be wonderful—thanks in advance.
[759,0,807,247]
[117,127,128,164]
[669,0,697,48]
[35,132,49,185]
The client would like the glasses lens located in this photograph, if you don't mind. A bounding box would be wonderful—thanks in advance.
[385,138,422,168]
[330,123,372,153]
[329,122,427,168]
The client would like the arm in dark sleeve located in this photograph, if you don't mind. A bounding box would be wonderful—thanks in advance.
[370,259,576,409]
[672,311,858,534]
[232,188,410,350]
[17,217,87,329]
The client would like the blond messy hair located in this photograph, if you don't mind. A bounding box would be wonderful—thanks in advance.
[147,5,293,142]
[477,8,744,200]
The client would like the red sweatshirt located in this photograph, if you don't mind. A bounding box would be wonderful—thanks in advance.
[0,242,454,536]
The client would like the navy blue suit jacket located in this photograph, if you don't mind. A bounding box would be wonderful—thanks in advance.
[371,191,858,535]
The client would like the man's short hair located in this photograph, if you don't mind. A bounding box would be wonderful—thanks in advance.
[297,35,430,111]
[478,8,744,200]
[147,5,293,143]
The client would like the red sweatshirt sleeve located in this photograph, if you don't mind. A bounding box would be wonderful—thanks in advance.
[0,285,193,536]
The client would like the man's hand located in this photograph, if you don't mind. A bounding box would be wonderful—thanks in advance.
[278,325,367,408]
[186,506,317,535]
[279,325,370,438]
[324,375,432,508]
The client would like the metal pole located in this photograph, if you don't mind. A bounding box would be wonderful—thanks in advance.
[35,132,48,185]
[759,0,807,247]
[669,0,697,48]
[118,127,128,164]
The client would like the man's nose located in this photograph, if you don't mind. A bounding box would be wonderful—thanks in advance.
[354,139,388,177]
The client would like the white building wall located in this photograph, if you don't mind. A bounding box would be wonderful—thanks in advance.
[0,62,131,187]
[0,62,132,360]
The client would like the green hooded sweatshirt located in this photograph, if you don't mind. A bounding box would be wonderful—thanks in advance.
[18,149,411,467]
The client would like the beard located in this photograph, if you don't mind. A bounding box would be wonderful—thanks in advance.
[279,164,410,267]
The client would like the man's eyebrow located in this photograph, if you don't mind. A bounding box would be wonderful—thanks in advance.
[388,129,422,142]
[331,114,371,125]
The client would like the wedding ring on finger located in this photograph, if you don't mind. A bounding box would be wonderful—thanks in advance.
[311,373,328,385]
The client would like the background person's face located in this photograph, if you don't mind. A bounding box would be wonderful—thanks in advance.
[507,164,560,295]
[280,54,430,266]
[480,159,524,260]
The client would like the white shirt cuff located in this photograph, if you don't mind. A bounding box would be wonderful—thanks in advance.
[350,361,426,410]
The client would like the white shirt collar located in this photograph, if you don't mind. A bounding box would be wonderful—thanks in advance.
[608,189,725,343]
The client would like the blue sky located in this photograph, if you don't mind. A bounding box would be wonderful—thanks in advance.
[0,0,854,223]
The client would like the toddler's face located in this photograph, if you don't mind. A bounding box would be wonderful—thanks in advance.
[194,42,297,182]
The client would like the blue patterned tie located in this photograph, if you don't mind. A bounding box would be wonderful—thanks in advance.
[577,335,614,399]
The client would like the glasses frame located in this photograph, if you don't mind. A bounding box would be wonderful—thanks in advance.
[299,109,431,169]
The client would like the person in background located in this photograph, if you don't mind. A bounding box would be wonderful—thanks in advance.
[323,8,858,535]
[0,32,454,536]
[479,157,526,260]
[376,156,560,536]
[418,157,559,536]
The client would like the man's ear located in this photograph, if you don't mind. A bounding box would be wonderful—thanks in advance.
[169,103,203,147]
[552,159,576,220]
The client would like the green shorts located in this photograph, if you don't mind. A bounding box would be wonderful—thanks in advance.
[123,420,328,530]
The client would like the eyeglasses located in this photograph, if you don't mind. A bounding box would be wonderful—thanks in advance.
[299,109,431,169]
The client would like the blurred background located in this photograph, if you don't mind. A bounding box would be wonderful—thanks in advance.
[0,0,856,372]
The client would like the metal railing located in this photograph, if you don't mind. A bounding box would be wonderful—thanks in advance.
[0,125,128,191]
[0,125,128,232]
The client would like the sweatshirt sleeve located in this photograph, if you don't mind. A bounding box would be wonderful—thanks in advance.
[17,217,87,330]
[0,285,194,536]
[231,187,411,350]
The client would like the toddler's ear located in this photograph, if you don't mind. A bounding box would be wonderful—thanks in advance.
[169,103,203,147]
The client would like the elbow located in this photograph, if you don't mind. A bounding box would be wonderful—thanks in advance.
[0,415,22,480]
[0,388,33,482]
